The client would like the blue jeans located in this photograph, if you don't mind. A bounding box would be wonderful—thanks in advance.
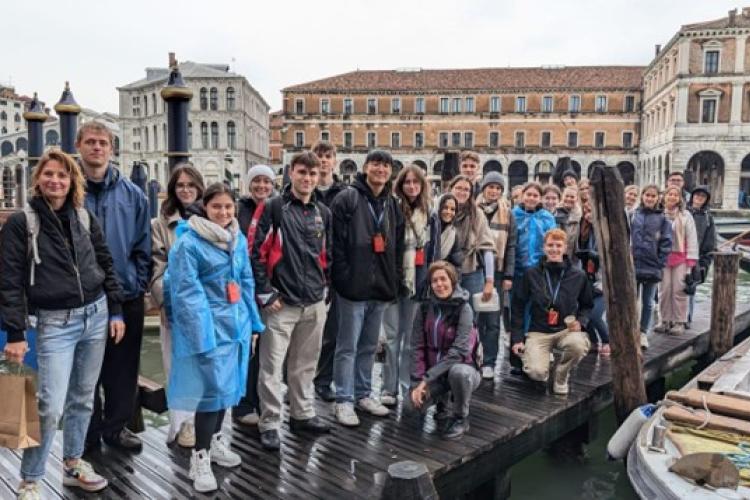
[477,276,503,367]
[21,295,108,481]
[638,281,658,334]
[587,295,610,344]
[333,293,387,403]
[382,296,418,397]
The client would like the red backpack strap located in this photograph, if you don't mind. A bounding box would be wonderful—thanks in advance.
[246,201,266,251]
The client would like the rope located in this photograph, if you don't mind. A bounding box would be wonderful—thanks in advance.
[659,395,712,430]
[724,442,750,470]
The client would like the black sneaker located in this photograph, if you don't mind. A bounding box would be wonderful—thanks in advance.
[103,428,142,451]
[259,429,281,451]
[315,385,336,402]
[442,417,469,439]
[289,416,330,434]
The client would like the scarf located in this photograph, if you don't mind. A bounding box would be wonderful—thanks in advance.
[402,207,430,296]
[476,194,511,273]
[454,203,496,274]
[440,224,457,261]
[188,216,239,252]
[665,207,686,253]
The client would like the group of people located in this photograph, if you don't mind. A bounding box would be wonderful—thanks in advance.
[0,125,717,496]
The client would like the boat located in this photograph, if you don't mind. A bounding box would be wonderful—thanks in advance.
[628,338,750,499]
[714,217,750,239]
[717,235,750,274]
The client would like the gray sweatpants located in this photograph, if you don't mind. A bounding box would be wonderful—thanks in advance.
[427,364,481,418]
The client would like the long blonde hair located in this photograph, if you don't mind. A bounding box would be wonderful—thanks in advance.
[30,149,86,208]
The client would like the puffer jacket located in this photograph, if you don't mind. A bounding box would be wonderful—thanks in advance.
[314,174,347,208]
[630,206,673,283]
[688,186,716,281]
[512,203,557,279]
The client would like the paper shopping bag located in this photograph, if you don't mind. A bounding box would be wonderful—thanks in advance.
[0,373,41,449]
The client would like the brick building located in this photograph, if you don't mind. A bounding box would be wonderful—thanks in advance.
[269,110,283,169]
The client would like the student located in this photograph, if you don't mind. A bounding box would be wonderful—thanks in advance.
[510,229,592,395]
[630,184,673,348]
[542,184,562,213]
[411,261,481,439]
[562,168,579,189]
[554,186,581,260]
[233,164,276,426]
[624,185,640,217]
[667,171,690,201]
[78,121,151,452]
[654,186,698,335]
[686,186,716,327]
[422,194,464,296]
[1,149,124,498]
[510,185,524,207]
[475,172,516,379]
[331,150,405,426]
[382,165,432,405]
[150,164,205,446]
[458,150,481,196]
[165,183,264,492]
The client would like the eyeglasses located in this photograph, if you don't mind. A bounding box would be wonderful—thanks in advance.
[176,182,198,191]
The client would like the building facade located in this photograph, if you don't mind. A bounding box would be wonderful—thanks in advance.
[269,110,283,170]
[118,61,270,190]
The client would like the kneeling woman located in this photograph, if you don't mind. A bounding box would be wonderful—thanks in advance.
[410,261,480,439]
[165,183,264,493]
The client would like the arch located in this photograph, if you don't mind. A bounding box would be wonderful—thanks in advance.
[587,160,606,178]
[433,160,444,176]
[483,160,502,175]
[534,159,553,183]
[412,159,428,172]
[15,137,27,152]
[0,140,12,157]
[570,160,582,178]
[45,129,59,146]
[339,159,357,174]
[687,151,724,207]
[616,161,636,185]
[508,160,529,189]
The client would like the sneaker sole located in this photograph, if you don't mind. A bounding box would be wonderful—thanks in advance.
[194,479,218,493]
[62,477,108,492]
[336,417,360,427]
[212,456,241,468]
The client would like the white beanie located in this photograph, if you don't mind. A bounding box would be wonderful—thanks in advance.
[247,164,275,183]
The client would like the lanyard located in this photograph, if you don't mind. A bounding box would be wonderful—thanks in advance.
[544,268,565,308]
[367,201,385,231]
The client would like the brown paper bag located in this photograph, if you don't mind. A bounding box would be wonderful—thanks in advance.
[0,373,41,449]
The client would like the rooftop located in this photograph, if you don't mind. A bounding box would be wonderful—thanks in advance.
[119,61,243,90]
[682,7,750,30]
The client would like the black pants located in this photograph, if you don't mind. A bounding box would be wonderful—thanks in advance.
[87,295,145,440]
[195,409,226,451]
[233,335,261,418]
[313,295,338,389]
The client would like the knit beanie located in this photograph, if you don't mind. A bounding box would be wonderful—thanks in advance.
[247,164,275,183]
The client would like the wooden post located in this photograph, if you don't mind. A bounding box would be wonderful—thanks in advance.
[708,251,741,362]
[589,165,648,424]
[381,461,438,500]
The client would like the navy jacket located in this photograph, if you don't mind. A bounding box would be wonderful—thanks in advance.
[630,206,672,283]
[85,164,151,300]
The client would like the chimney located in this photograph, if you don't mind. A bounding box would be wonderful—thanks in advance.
[655,44,662,56]
[729,8,737,26]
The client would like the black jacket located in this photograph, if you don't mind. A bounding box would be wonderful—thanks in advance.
[0,197,124,342]
[237,196,263,237]
[314,175,347,208]
[688,187,716,281]
[510,258,593,345]
[252,187,332,307]
[330,173,405,302]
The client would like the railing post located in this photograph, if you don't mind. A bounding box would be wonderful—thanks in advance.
[54,81,81,155]
[160,52,193,170]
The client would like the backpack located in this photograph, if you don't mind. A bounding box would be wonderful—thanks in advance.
[23,205,90,286]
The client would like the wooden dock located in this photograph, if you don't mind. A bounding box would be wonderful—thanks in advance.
[1,298,750,499]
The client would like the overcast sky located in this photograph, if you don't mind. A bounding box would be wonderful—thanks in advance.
[1,1,743,115]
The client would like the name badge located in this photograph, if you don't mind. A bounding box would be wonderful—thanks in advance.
[372,234,386,253]
[227,281,241,304]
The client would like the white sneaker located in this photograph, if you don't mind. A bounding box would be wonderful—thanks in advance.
[640,332,649,350]
[190,449,218,493]
[236,411,259,426]
[62,459,108,492]
[335,402,360,427]
[210,433,241,468]
[177,421,196,448]
[380,393,397,406]
[16,482,40,500]
[553,368,570,395]
[356,397,390,417]
[481,366,495,380]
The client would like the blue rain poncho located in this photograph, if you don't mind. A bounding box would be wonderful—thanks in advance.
[164,217,264,412]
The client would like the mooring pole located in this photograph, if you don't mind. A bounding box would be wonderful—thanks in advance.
[23,93,48,174]
[54,81,81,155]
[708,251,741,362]
[160,52,192,170]
[590,165,647,424]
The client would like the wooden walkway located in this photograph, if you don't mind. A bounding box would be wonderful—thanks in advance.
[2,298,750,499]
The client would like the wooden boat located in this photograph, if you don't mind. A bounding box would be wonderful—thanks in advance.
[628,338,750,499]
[714,217,750,239]
[717,235,750,273]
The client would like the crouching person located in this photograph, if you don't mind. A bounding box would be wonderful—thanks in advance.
[411,262,481,439]
[510,229,592,395]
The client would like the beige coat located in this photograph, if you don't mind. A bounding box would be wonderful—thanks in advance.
[149,210,182,308]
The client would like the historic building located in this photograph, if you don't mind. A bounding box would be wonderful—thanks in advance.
[640,7,750,208]
[269,110,283,170]
[0,85,26,136]
[118,61,270,189]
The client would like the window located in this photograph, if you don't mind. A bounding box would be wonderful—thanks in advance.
[391,132,400,148]
[490,96,501,113]
[295,131,304,148]
[451,132,461,147]
[515,96,527,113]
[439,132,449,148]
[200,122,208,148]
[624,95,635,113]
[391,98,401,114]
[440,97,449,113]
[489,131,499,147]
[153,125,158,150]
[344,131,353,149]
[367,98,377,114]
[514,131,525,148]
[567,131,578,148]
[321,130,330,142]
[210,122,219,148]
[595,95,608,113]
[594,132,605,148]
[701,98,717,123]
[14,113,20,123]
[452,98,462,113]
[321,99,330,114]
[187,121,193,149]
[414,131,424,148]
[295,98,304,114]
[144,127,149,150]
[542,96,553,113]
[464,132,474,149]
[0,111,5,120]
[541,131,551,148]
[704,50,720,74]
[210,88,218,110]
[344,98,353,114]
[623,131,633,149]
[226,87,236,110]
[367,131,376,148]
[144,95,148,116]
[152,93,157,114]
[415,97,425,114]
[200,88,208,110]
[465,97,475,113]
[569,95,581,113]
[227,121,236,149]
